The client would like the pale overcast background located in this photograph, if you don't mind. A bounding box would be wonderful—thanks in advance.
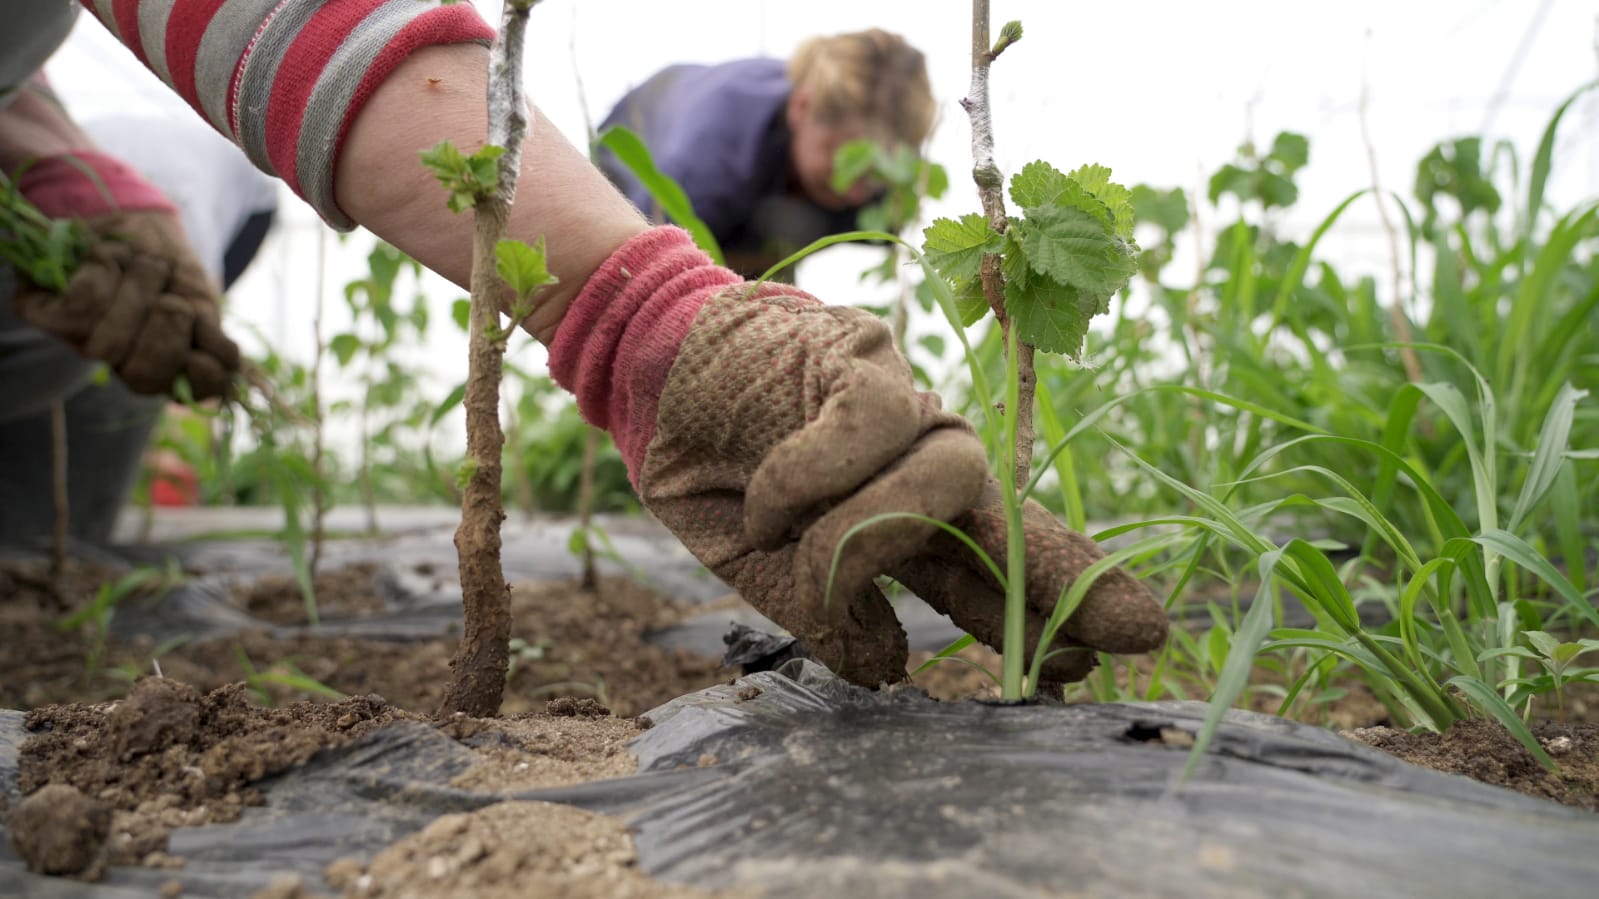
[43,0,1599,456]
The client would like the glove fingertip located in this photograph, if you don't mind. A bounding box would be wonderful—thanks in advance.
[1064,568,1171,654]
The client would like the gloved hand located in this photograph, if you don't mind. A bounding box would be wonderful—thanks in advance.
[551,227,1168,687]
[10,152,240,401]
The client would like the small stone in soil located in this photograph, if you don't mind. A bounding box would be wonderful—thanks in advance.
[7,784,111,878]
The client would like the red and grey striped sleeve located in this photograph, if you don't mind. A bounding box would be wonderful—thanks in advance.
[77,1,495,230]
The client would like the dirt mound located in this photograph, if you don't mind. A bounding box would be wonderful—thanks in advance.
[319,800,724,899]
[19,678,406,867]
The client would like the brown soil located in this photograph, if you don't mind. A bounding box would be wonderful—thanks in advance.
[1347,719,1599,812]
[18,678,409,870]
[3,561,728,718]
[239,562,390,625]
[317,801,726,899]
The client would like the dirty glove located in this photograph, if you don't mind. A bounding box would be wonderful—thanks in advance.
[11,152,240,400]
[550,227,1168,686]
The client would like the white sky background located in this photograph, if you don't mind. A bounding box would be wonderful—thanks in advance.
[44,0,1599,458]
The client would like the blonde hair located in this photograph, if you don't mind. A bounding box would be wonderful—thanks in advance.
[787,29,934,148]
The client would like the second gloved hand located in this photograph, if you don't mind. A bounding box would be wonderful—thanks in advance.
[11,152,240,401]
[550,227,1168,687]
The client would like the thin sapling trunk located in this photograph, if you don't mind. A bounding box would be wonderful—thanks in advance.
[963,2,1030,698]
[435,0,539,718]
[963,4,1032,490]
[927,12,1138,697]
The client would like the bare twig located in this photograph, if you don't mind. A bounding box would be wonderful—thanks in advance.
[438,0,537,719]
[50,399,68,578]
[577,426,599,592]
[962,5,1033,489]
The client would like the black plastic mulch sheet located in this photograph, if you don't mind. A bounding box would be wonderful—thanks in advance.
[7,660,1599,898]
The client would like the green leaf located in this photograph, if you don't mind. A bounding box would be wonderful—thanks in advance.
[1270,132,1310,172]
[1018,204,1135,296]
[1508,383,1587,532]
[953,277,990,327]
[1066,163,1134,238]
[831,139,877,193]
[1004,273,1096,358]
[494,236,557,300]
[418,141,503,213]
[451,298,471,333]
[1129,184,1189,235]
[1009,161,1071,210]
[917,333,946,358]
[1526,631,1561,660]
[328,333,361,367]
[596,125,723,264]
[430,381,467,427]
[922,214,997,284]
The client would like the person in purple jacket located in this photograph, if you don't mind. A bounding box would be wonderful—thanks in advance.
[597,29,935,278]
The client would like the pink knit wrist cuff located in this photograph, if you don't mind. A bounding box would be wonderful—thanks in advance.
[548,227,742,484]
[17,151,176,219]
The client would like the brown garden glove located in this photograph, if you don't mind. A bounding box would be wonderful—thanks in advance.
[12,210,240,401]
[12,151,239,401]
[549,227,1168,687]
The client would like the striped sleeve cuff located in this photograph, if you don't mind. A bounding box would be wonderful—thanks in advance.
[79,0,495,230]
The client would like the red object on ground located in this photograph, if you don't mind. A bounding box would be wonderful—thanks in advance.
[149,455,198,507]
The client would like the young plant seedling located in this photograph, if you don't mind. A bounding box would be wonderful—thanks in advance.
[919,10,1139,699]
[420,0,557,718]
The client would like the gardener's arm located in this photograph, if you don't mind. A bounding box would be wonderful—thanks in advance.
[336,45,645,344]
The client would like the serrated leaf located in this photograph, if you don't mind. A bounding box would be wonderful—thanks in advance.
[922,213,998,284]
[1066,163,1114,197]
[954,276,990,327]
[1004,272,1097,358]
[494,236,557,299]
[1000,231,1031,292]
[1010,161,1071,209]
[1069,164,1134,239]
[1017,204,1128,295]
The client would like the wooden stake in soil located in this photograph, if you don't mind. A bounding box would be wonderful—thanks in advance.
[962,5,1033,490]
[50,398,68,578]
[577,425,599,592]
[438,1,537,719]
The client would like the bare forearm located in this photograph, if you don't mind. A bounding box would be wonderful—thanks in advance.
[336,46,648,343]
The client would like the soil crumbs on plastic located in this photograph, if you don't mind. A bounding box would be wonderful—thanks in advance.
[1347,719,1599,812]
[307,801,725,899]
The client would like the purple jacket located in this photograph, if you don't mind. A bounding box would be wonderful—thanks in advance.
[597,58,859,262]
